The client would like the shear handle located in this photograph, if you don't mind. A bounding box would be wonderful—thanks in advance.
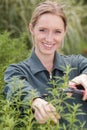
[64,87,85,95]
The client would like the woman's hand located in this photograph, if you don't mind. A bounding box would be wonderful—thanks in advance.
[32,98,60,124]
[68,74,87,101]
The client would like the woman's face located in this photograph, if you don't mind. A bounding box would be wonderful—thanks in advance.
[30,13,66,57]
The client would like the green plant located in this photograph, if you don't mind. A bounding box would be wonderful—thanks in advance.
[0,31,30,90]
[0,0,87,53]
[58,0,87,55]
[0,66,86,130]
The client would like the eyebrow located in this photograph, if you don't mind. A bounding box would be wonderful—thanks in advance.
[38,26,63,30]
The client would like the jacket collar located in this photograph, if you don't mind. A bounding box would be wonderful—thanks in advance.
[28,50,65,75]
[53,51,65,72]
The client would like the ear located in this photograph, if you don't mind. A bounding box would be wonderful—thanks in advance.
[29,23,34,35]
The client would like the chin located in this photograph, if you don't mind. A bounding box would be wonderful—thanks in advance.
[42,50,55,55]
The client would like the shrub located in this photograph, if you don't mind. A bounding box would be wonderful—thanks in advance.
[0,31,30,90]
[0,66,86,130]
[0,0,87,54]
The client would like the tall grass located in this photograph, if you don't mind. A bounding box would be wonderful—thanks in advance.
[0,0,87,54]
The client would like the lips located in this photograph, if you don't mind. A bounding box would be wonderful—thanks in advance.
[43,43,54,49]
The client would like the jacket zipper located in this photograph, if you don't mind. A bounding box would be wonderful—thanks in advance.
[49,72,52,79]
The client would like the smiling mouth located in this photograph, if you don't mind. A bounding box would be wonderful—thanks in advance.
[43,43,54,49]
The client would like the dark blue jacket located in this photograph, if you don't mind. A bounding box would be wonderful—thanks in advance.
[3,50,87,128]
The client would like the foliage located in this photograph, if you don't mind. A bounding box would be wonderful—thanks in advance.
[0,0,87,54]
[0,31,30,90]
[0,66,86,130]
[60,0,87,55]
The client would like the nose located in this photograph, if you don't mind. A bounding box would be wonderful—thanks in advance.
[45,32,54,42]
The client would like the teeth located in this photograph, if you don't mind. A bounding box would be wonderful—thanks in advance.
[44,43,53,48]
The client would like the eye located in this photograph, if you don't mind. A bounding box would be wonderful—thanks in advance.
[39,28,47,33]
[55,30,61,34]
[39,29,46,32]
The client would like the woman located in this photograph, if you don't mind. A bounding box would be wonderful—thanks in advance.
[3,0,87,126]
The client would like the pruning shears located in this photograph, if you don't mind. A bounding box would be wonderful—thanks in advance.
[41,85,85,99]
[63,86,85,95]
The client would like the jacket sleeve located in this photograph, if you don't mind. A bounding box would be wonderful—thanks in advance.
[71,55,87,74]
[78,55,87,74]
[3,64,40,102]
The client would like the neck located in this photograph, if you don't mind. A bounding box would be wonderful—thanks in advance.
[35,51,54,72]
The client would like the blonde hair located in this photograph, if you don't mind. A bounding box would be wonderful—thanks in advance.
[30,0,67,30]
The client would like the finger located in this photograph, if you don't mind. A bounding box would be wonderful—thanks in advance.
[44,103,58,123]
[48,110,58,123]
[34,109,46,124]
[48,104,60,120]
[67,82,76,97]
[39,104,49,119]
[82,90,87,101]
[33,103,50,123]
[68,81,77,88]
[43,103,55,114]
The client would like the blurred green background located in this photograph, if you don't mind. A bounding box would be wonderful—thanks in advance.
[0,0,87,54]
[0,0,87,88]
